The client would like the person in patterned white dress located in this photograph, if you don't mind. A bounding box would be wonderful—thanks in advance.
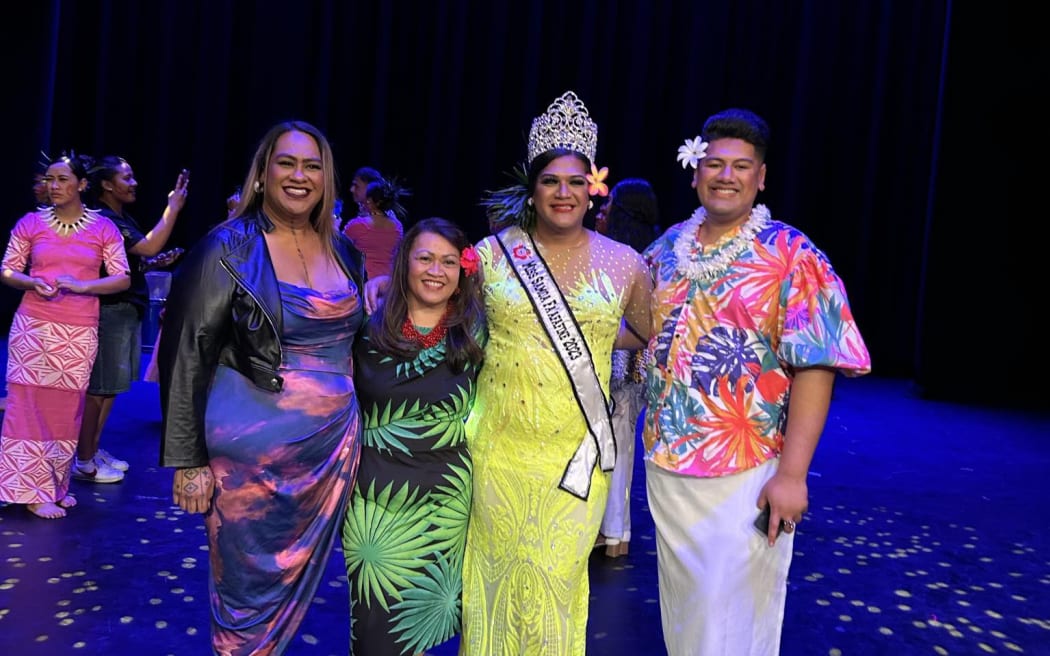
[593,178,661,558]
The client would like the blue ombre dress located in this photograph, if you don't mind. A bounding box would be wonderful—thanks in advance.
[203,282,363,655]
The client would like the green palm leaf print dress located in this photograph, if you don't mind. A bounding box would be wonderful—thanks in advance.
[343,330,481,656]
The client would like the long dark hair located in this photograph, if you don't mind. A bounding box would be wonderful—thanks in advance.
[368,217,484,372]
[235,120,339,257]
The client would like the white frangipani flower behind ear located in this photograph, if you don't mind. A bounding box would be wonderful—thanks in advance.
[676,136,709,169]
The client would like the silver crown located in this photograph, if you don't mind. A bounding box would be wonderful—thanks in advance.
[527,91,598,164]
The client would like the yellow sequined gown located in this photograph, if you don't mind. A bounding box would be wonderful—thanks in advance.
[460,230,651,655]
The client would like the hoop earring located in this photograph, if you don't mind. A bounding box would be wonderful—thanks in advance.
[253,180,263,193]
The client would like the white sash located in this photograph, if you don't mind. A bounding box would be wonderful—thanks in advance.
[496,226,615,500]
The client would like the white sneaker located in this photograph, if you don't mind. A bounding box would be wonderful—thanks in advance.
[72,458,124,484]
[96,448,129,472]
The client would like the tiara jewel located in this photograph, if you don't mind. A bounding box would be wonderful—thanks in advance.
[527,91,598,164]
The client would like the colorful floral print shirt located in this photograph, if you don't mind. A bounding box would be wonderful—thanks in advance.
[642,216,871,478]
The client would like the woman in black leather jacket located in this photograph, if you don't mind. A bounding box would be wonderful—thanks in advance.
[157,120,366,655]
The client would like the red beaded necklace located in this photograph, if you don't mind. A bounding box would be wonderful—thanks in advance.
[401,305,451,349]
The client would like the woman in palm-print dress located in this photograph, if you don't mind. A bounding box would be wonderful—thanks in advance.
[342,218,485,656]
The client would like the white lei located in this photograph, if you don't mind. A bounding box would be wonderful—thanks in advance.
[41,206,98,236]
[672,204,771,282]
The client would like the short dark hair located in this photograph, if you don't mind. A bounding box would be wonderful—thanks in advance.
[701,108,770,162]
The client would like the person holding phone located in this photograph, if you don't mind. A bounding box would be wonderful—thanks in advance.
[73,158,189,483]
[642,108,871,655]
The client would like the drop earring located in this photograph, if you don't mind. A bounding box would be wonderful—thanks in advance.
[527,198,534,207]
[588,200,594,210]
[253,180,263,193]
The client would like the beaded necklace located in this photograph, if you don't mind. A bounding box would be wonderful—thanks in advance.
[401,304,452,349]
[672,204,771,282]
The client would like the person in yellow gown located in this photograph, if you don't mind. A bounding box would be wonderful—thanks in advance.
[459,91,652,655]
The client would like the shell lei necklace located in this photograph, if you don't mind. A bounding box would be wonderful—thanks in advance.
[401,303,452,349]
[42,206,96,236]
[673,204,771,282]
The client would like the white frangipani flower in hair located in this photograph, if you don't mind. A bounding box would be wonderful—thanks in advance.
[676,136,709,169]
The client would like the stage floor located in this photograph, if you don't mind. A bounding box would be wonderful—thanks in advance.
[1,373,1047,655]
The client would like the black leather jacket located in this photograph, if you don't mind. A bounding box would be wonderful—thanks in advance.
[158,212,365,468]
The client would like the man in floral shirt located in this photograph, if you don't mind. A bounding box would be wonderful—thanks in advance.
[643,108,871,655]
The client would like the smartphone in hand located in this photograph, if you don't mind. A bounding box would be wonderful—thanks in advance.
[753,506,784,537]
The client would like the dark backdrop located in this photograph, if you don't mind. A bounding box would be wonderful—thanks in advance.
[0,1,1031,407]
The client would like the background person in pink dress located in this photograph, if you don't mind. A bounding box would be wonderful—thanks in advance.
[0,153,130,519]
[342,174,408,280]
[345,166,382,224]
